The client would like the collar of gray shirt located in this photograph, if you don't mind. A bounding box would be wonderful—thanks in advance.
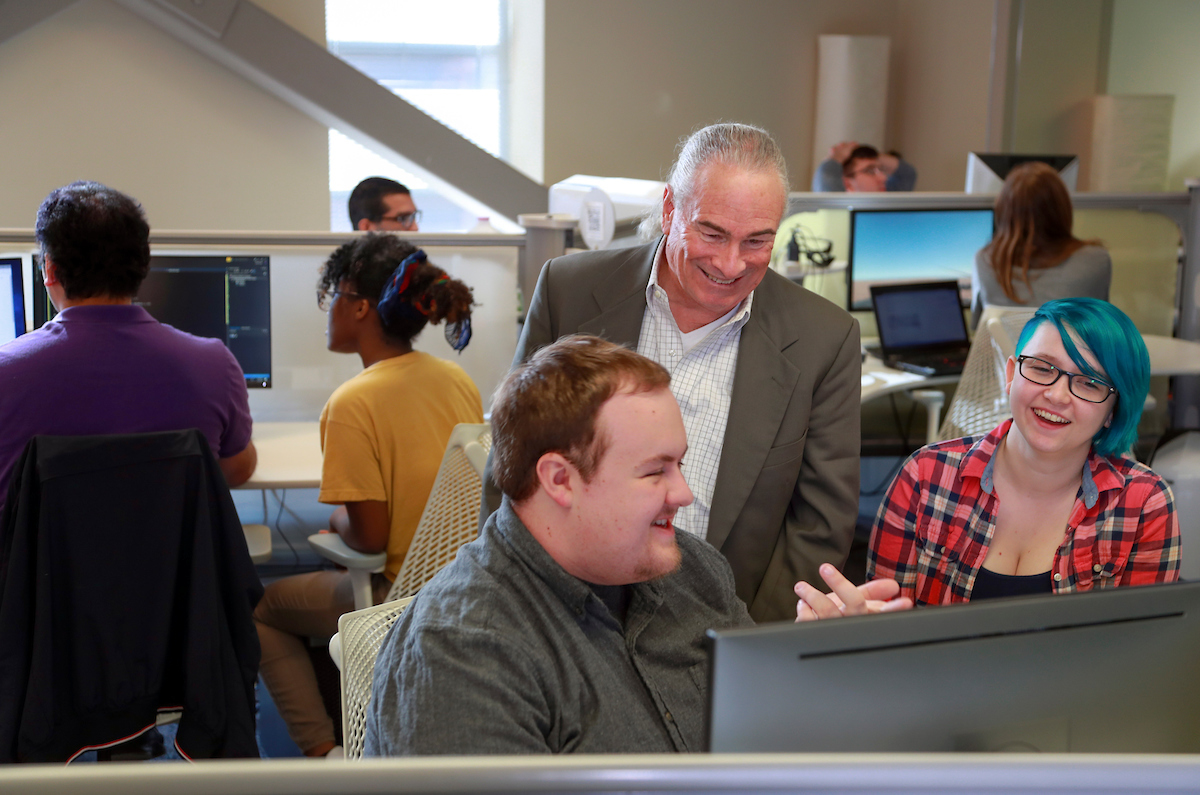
[494,498,665,628]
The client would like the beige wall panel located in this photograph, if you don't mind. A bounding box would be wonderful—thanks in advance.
[888,0,992,191]
[0,0,328,231]
[1107,0,1200,190]
[543,0,903,190]
[1010,0,1106,187]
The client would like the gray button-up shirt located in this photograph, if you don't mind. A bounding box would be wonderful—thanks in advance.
[364,500,755,756]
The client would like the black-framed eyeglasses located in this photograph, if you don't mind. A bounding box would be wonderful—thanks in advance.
[1017,355,1116,403]
[317,290,366,312]
[379,210,422,228]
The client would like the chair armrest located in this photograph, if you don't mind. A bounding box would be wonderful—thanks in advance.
[463,440,488,480]
[329,632,343,671]
[307,532,387,571]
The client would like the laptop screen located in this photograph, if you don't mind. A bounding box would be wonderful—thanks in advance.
[872,282,969,353]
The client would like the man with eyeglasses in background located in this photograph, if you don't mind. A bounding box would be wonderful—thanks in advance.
[348,176,422,232]
[812,141,917,192]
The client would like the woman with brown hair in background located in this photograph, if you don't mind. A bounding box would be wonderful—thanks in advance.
[971,161,1111,329]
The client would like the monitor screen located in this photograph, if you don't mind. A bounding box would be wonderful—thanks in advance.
[848,208,994,311]
[136,255,272,388]
[966,152,1079,193]
[872,282,969,352]
[707,581,1200,753]
[0,257,25,345]
[32,253,272,388]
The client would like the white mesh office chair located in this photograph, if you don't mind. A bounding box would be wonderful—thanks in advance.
[333,596,415,760]
[380,423,491,603]
[307,423,492,611]
[936,308,1036,441]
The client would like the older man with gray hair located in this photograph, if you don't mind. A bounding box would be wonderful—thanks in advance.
[486,122,861,622]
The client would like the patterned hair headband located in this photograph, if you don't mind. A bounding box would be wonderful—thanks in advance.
[376,248,472,352]
[377,249,427,314]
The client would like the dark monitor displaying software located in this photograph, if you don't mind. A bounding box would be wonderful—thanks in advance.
[33,254,272,388]
[707,582,1200,754]
[1,257,24,345]
[848,208,994,311]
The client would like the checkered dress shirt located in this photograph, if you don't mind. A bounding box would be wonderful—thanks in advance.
[867,419,1180,605]
[637,258,752,539]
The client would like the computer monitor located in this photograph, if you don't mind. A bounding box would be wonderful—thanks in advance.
[32,253,272,388]
[707,581,1200,753]
[847,208,994,311]
[966,153,1079,193]
[137,255,272,388]
[0,257,25,345]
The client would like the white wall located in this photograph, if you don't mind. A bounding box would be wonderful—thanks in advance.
[542,0,999,192]
[0,0,329,230]
[1107,0,1200,190]
[889,0,993,192]
[1009,0,1108,188]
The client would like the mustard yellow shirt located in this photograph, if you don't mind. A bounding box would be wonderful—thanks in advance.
[319,351,483,581]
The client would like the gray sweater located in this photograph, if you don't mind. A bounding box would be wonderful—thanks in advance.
[970,244,1112,328]
[364,500,755,756]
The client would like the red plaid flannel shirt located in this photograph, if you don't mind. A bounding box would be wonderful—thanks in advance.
[867,420,1180,606]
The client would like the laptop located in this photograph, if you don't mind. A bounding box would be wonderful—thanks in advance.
[869,281,971,376]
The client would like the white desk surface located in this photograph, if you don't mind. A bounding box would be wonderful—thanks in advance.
[246,366,956,487]
[239,421,322,490]
[242,335,1199,490]
[860,354,960,404]
[1143,334,1200,376]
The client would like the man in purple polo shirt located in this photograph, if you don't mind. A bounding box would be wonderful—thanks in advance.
[0,181,256,515]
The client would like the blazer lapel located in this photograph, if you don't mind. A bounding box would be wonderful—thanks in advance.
[705,280,803,550]
[578,240,659,348]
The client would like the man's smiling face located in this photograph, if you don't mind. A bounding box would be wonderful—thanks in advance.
[659,163,785,332]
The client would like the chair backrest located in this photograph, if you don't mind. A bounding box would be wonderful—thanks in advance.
[337,596,415,760]
[0,430,261,762]
[987,309,1038,361]
[937,307,1036,441]
[384,423,491,602]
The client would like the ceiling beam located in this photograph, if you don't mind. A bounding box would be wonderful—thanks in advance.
[115,0,547,223]
[0,0,80,48]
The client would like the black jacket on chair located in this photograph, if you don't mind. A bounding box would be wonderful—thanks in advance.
[0,430,264,762]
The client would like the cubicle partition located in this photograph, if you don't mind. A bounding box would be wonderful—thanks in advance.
[0,754,1198,794]
[0,230,526,419]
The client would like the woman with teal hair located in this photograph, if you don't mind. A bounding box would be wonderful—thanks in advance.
[796,298,1180,618]
[864,296,1180,606]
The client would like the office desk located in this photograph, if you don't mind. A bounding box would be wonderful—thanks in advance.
[861,333,1200,406]
[239,421,322,490]
[242,336,1195,486]
[1144,334,1200,376]
[860,355,960,404]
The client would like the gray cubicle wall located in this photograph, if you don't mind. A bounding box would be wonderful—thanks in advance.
[0,230,524,421]
[1,754,1199,794]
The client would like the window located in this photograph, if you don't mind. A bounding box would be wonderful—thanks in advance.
[326,0,506,231]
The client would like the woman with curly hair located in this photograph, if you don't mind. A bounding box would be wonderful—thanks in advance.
[255,233,482,757]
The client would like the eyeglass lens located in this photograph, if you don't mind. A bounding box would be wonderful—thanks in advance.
[1018,356,1113,402]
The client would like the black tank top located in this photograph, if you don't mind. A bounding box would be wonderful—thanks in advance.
[971,567,1053,601]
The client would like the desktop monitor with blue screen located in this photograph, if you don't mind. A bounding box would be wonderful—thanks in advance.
[1,257,25,345]
[848,208,994,311]
[33,253,272,388]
